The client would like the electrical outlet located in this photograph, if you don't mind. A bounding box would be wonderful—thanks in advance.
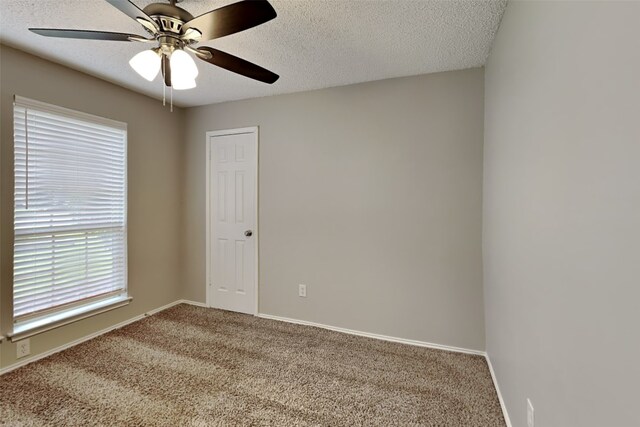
[16,338,30,359]
[298,284,307,297]
[527,398,534,427]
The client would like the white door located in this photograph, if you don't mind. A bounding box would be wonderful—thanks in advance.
[207,128,257,314]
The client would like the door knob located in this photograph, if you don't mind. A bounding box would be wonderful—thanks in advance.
[244,230,253,237]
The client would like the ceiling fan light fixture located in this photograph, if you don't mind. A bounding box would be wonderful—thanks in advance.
[172,76,197,90]
[170,49,199,79]
[129,49,161,81]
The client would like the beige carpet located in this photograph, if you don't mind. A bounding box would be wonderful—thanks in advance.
[0,304,505,426]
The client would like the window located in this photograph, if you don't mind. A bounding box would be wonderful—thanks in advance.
[13,96,128,336]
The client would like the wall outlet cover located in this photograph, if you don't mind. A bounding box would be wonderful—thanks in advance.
[527,398,534,427]
[298,284,307,297]
[16,338,31,359]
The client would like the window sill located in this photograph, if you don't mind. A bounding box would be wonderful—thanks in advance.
[10,295,132,341]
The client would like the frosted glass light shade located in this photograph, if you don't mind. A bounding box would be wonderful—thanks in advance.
[170,49,198,79]
[170,50,198,90]
[172,77,196,90]
[129,50,161,81]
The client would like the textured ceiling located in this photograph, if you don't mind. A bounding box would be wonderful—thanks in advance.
[0,0,506,107]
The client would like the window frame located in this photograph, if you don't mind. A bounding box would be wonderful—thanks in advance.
[10,96,130,340]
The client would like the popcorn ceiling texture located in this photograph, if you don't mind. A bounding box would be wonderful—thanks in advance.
[0,304,505,426]
[0,0,506,107]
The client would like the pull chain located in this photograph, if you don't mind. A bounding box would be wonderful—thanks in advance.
[170,85,173,112]
[162,55,166,106]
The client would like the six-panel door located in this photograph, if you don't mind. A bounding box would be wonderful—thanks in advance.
[209,131,256,314]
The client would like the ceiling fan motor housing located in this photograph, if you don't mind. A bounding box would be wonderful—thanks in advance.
[143,3,193,35]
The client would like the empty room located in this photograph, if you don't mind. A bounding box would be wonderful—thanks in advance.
[0,1,638,426]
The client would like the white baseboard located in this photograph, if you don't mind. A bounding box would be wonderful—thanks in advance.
[485,354,512,427]
[257,312,486,356]
[178,299,208,308]
[0,299,197,376]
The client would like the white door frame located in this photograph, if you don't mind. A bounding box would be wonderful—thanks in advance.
[205,127,259,315]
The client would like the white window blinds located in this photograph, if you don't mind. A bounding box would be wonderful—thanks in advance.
[13,96,127,322]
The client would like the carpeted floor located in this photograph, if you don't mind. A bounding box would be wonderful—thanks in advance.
[0,304,505,426]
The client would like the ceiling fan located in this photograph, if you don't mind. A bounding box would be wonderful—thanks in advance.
[29,0,279,92]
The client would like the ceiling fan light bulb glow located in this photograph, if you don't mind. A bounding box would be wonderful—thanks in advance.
[129,49,161,81]
[172,76,197,90]
[170,49,199,79]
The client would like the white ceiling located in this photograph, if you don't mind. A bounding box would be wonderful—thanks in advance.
[0,0,506,107]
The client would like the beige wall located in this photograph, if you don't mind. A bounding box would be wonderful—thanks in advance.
[184,69,486,351]
[0,45,184,368]
[484,2,640,426]
[0,46,486,365]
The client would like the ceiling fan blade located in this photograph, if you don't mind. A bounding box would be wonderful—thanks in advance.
[197,47,279,84]
[104,0,158,31]
[29,28,140,41]
[162,54,172,87]
[183,0,276,41]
